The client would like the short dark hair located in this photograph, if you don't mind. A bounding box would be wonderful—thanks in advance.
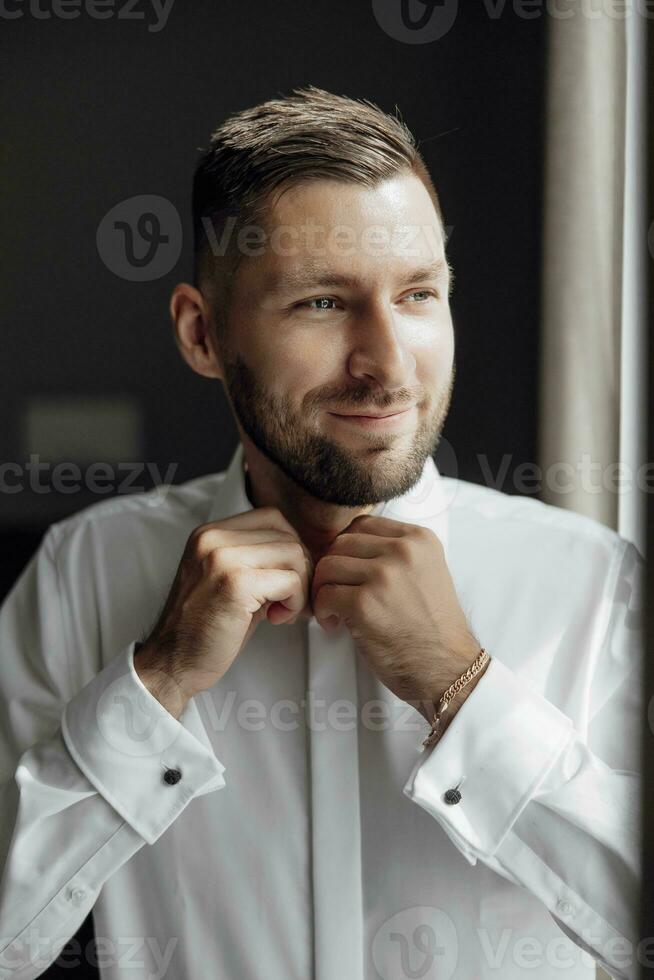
[192,85,444,337]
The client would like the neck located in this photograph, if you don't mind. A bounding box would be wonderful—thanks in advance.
[243,450,377,566]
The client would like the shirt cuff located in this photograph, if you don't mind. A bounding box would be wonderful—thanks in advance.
[403,656,575,862]
[61,641,226,845]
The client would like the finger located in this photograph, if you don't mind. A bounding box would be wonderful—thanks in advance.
[342,514,409,538]
[266,602,300,625]
[197,530,312,567]
[188,518,314,566]
[250,568,307,617]
[310,554,368,609]
[324,532,387,559]
[216,542,312,614]
[270,595,315,623]
[312,582,360,630]
[209,506,301,539]
[208,529,301,548]
[244,601,273,640]
[217,541,312,579]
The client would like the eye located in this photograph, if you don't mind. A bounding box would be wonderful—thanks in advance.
[403,289,438,303]
[297,297,339,311]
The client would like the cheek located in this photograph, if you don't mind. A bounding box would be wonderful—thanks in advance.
[293,329,343,365]
[287,333,342,392]
[405,303,452,348]
[417,323,454,387]
[262,355,327,414]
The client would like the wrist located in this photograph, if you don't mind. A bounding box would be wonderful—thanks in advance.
[416,647,491,727]
[133,643,190,721]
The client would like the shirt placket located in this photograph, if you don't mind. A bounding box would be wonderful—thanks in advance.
[307,616,364,980]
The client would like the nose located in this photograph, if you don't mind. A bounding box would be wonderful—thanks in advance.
[346,302,416,390]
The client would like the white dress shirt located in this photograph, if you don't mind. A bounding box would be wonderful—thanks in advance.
[0,441,643,980]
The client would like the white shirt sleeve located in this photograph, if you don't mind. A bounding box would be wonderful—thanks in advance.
[0,527,226,980]
[403,537,643,980]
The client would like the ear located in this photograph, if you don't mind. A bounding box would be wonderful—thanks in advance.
[170,282,224,380]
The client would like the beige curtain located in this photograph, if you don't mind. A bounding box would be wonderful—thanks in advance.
[540,11,626,532]
[540,7,647,979]
[540,5,647,560]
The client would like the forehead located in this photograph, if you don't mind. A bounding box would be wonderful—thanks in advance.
[238,172,447,295]
[269,171,440,229]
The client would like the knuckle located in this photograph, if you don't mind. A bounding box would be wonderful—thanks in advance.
[363,584,379,610]
[394,538,413,561]
[187,529,209,558]
[188,523,204,541]
[353,588,370,615]
[312,582,328,610]
[316,553,336,572]
[261,505,284,522]
[202,548,224,574]
[188,522,209,544]
[227,566,246,590]
[216,567,244,602]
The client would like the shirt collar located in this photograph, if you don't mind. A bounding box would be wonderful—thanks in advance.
[206,441,451,553]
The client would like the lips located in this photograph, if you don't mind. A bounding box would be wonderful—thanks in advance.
[331,409,410,418]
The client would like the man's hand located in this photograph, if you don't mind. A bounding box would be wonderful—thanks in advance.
[310,514,484,721]
[135,507,315,714]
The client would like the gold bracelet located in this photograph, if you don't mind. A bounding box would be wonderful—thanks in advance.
[422,648,491,748]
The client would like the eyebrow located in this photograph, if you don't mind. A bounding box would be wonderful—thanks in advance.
[264,258,451,295]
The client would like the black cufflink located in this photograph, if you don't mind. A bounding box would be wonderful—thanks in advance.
[163,768,182,785]
[444,787,462,805]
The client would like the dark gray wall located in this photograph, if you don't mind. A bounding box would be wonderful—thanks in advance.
[1,1,546,540]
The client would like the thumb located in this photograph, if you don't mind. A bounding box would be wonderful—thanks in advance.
[267,600,297,624]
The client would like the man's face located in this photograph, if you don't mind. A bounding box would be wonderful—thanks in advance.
[216,172,455,507]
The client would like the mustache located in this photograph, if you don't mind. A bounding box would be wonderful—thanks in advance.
[321,391,420,412]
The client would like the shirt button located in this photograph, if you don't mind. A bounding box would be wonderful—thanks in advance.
[68,887,87,905]
[444,788,462,805]
[556,899,573,916]
[163,767,182,785]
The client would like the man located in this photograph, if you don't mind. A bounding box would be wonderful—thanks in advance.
[0,86,643,980]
